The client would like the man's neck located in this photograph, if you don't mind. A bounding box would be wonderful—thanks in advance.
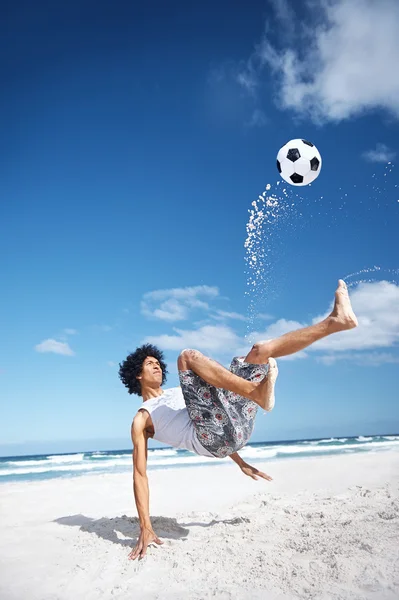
[141,386,163,402]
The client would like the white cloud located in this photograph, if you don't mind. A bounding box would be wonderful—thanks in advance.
[63,328,78,335]
[143,325,241,354]
[236,69,258,94]
[256,312,274,321]
[35,339,74,356]
[317,352,399,366]
[278,351,308,361]
[142,285,257,326]
[141,285,219,322]
[207,59,267,127]
[107,361,117,367]
[234,341,308,361]
[239,0,399,123]
[268,0,295,26]
[212,310,249,322]
[143,285,219,302]
[362,143,396,163]
[311,281,399,352]
[235,319,307,361]
[248,318,305,343]
[145,298,190,322]
[240,281,399,363]
[142,281,399,367]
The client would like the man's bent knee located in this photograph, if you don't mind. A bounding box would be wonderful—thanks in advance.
[177,348,201,371]
[244,339,273,364]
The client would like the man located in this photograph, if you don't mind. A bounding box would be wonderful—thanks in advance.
[119,280,357,560]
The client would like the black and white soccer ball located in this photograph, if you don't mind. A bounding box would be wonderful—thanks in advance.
[276,139,322,186]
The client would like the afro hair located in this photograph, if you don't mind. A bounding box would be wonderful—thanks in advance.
[118,343,168,396]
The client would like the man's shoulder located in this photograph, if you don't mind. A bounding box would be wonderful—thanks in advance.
[132,409,149,431]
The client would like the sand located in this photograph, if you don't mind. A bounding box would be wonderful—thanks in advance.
[0,450,398,600]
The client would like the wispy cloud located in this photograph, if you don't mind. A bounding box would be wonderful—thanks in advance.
[141,285,219,322]
[143,298,189,322]
[246,109,268,128]
[278,351,308,361]
[35,339,75,356]
[141,281,399,366]
[206,60,267,127]
[141,285,257,325]
[212,310,248,322]
[236,0,399,123]
[268,0,296,32]
[145,321,310,362]
[143,325,241,354]
[245,281,399,360]
[256,312,274,321]
[236,69,258,94]
[58,328,79,342]
[143,286,219,302]
[317,352,399,367]
[235,318,308,361]
[249,318,306,341]
[310,281,399,352]
[362,143,396,163]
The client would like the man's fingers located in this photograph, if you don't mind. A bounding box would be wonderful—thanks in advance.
[259,472,273,481]
[128,540,143,560]
[129,548,140,560]
[138,544,148,560]
[129,534,164,561]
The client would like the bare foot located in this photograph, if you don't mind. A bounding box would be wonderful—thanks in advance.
[250,358,278,411]
[329,279,358,332]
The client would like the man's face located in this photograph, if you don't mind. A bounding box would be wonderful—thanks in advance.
[138,356,163,387]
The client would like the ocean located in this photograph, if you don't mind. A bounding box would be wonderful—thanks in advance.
[1,434,398,484]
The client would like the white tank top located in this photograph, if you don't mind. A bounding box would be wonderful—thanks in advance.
[138,387,214,458]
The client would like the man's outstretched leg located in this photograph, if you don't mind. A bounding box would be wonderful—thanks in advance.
[178,280,357,410]
[244,279,357,363]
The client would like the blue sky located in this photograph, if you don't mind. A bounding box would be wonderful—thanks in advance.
[1,0,398,456]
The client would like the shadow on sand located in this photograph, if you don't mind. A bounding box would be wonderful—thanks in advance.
[54,514,251,547]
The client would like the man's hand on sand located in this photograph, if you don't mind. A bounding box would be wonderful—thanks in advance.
[128,526,164,560]
[240,461,273,481]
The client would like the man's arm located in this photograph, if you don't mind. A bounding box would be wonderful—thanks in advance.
[131,412,151,528]
[229,452,245,468]
[129,411,163,560]
[229,451,273,482]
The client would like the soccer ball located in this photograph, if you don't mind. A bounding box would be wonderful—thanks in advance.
[276,139,322,186]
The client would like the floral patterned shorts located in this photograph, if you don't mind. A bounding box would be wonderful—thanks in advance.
[178,357,269,459]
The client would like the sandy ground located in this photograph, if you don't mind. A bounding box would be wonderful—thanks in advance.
[0,451,398,600]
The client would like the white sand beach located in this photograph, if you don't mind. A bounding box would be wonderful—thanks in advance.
[1,451,398,600]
